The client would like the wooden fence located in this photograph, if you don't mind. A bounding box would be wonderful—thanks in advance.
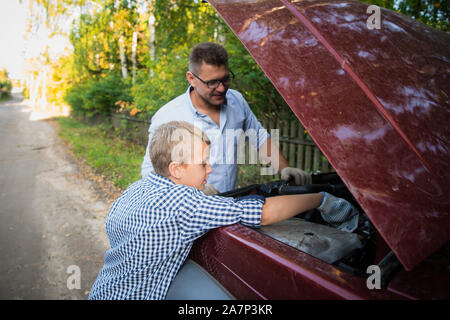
[81,114,333,173]
[261,119,333,173]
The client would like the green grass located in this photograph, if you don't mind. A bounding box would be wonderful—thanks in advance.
[55,117,145,190]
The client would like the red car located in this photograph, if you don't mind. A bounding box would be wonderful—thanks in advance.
[166,0,450,300]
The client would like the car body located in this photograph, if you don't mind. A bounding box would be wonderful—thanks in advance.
[177,0,450,299]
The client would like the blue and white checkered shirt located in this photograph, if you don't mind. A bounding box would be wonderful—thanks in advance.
[89,172,264,300]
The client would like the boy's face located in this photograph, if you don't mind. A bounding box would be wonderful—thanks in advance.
[177,141,212,191]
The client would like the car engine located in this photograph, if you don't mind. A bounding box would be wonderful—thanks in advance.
[218,172,378,277]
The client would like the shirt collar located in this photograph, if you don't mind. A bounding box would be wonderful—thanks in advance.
[186,86,202,117]
[147,171,176,187]
[185,86,227,118]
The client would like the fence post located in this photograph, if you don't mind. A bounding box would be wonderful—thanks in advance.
[304,133,312,172]
[313,147,321,172]
[289,120,296,167]
[296,123,305,171]
[281,119,289,160]
[321,155,330,173]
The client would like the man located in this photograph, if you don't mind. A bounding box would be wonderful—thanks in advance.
[141,42,311,194]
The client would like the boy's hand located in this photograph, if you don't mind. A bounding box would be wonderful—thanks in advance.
[281,167,312,185]
[203,184,219,195]
[317,192,359,232]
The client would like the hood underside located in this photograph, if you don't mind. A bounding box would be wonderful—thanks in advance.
[208,0,450,270]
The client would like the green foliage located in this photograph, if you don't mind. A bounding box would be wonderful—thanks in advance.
[132,44,191,117]
[131,1,291,120]
[361,0,449,32]
[64,72,132,116]
[0,68,12,99]
[131,1,227,117]
[29,0,449,119]
[46,54,74,104]
[396,0,449,32]
[0,80,12,99]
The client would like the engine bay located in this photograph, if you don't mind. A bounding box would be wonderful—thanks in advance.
[218,172,379,278]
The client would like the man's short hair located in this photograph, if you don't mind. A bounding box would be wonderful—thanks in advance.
[150,121,211,177]
[189,42,228,74]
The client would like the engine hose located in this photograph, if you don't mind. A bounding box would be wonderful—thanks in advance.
[278,184,337,195]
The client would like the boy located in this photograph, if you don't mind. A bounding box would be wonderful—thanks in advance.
[89,121,358,300]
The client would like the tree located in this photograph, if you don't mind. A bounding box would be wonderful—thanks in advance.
[23,0,449,119]
[362,0,449,32]
[0,68,13,99]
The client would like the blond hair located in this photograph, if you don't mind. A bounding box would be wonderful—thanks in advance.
[150,121,210,177]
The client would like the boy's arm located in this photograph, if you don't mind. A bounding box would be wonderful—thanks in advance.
[261,192,360,232]
[261,193,323,226]
[178,190,264,243]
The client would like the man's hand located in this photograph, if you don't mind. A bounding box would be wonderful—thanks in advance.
[203,184,219,195]
[280,167,312,185]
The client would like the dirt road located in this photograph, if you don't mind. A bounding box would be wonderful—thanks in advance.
[0,93,111,299]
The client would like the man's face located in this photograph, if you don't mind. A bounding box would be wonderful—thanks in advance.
[189,63,230,107]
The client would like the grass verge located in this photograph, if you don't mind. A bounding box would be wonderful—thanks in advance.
[55,117,145,190]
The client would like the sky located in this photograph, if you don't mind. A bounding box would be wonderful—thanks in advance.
[0,0,28,79]
[0,0,71,80]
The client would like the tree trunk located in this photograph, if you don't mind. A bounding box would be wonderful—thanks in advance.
[214,21,226,44]
[148,1,156,77]
[119,36,128,79]
[131,31,138,84]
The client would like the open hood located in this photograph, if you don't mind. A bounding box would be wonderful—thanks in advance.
[208,0,450,270]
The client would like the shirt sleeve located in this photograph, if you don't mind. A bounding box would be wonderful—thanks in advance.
[178,189,265,243]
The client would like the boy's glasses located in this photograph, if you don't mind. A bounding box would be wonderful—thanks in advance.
[190,70,235,89]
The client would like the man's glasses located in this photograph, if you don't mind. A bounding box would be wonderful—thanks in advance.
[191,70,235,89]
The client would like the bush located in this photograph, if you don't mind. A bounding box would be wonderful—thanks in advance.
[64,72,133,117]
[132,44,191,118]
[0,79,12,99]
[131,34,292,121]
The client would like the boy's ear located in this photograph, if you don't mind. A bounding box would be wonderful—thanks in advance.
[168,161,182,179]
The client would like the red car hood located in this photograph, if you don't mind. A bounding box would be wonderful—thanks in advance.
[209,0,450,271]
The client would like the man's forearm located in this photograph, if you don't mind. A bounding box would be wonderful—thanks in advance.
[261,193,323,225]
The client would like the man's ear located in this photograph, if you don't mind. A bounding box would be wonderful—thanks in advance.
[186,71,195,87]
[168,161,182,179]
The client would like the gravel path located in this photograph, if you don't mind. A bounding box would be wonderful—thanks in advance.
[0,93,113,299]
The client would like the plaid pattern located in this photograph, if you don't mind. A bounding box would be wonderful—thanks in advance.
[89,172,264,300]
